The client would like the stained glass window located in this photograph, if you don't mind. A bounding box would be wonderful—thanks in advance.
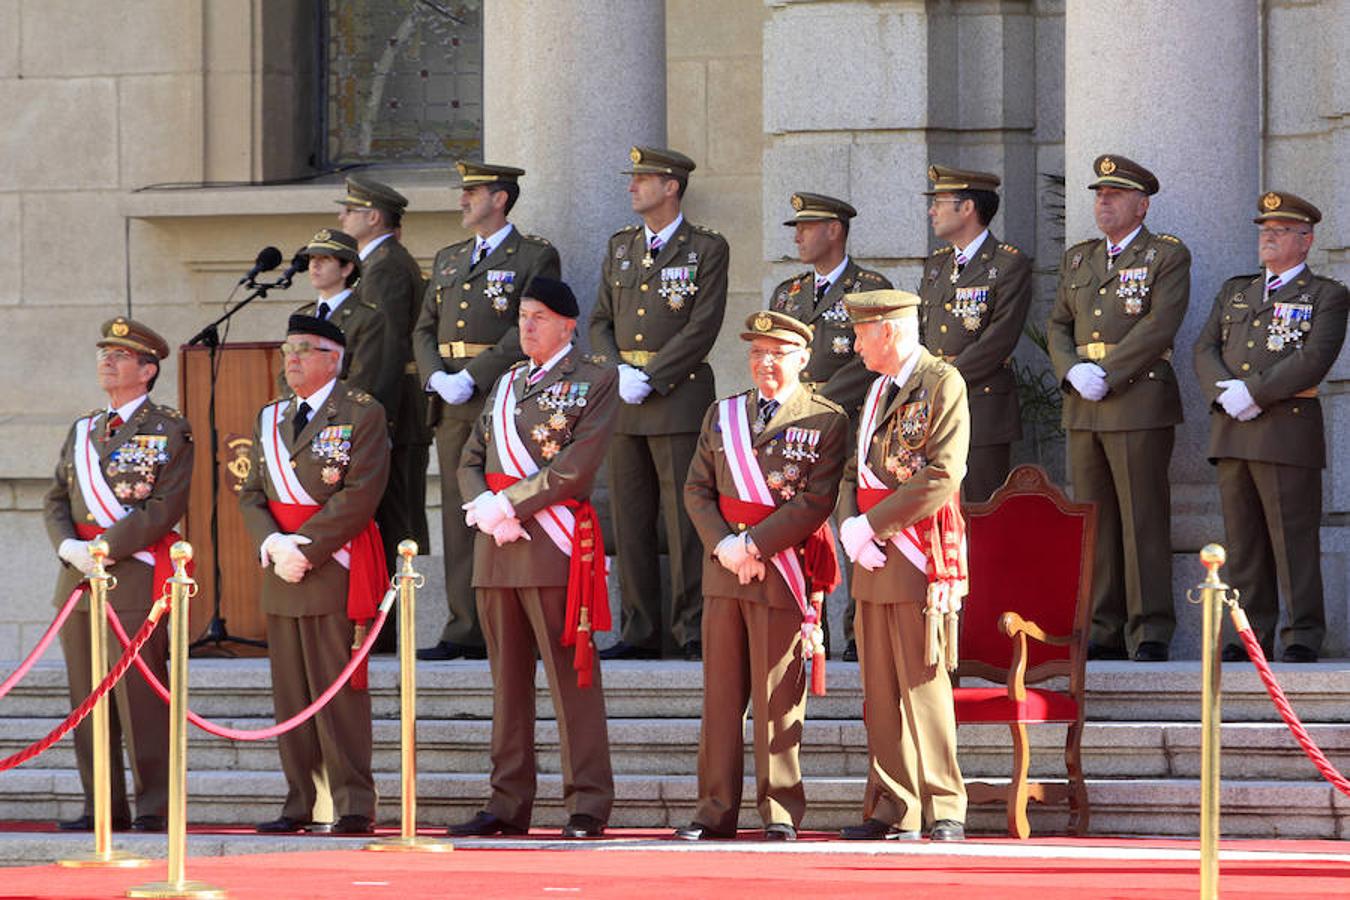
[324,0,483,165]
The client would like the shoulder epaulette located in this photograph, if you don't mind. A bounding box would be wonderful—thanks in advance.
[613,224,641,237]
[809,393,846,416]
[1156,233,1182,244]
[349,389,375,406]
[520,232,554,247]
[84,407,103,420]
[359,299,380,312]
[998,242,1022,255]
[691,224,722,237]
[158,405,183,419]
[856,269,888,283]
[508,359,529,371]
[932,245,954,255]
[438,238,473,255]
[1067,237,1097,251]
[581,353,611,367]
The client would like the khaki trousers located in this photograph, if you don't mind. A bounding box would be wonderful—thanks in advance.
[435,417,482,647]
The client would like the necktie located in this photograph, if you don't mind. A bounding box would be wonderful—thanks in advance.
[317,301,331,320]
[1266,272,1282,295]
[883,379,901,410]
[292,401,311,441]
[815,278,830,303]
[649,235,663,255]
[754,398,779,433]
[1107,243,1123,268]
[472,241,488,266]
[528,365,547,386]
[950,250,968,284]
[103,412,123,443]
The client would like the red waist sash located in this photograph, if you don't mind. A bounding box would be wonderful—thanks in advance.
[852,488,967,585]
[716,495,840,595]
[266,501,386,623]
[75,523,184,605]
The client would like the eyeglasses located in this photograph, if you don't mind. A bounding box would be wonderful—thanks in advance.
[928,199,964,209]
[1260,226,1311,238]
[97,348,139,363]
[749,347,804,363]
[279,341,335,358]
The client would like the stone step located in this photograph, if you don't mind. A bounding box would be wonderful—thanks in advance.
[5,718,1346,783]
[6,659,1350,722]
[2,769,1344,839]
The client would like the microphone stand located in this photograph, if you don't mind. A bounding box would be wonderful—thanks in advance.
[187,275,293,656]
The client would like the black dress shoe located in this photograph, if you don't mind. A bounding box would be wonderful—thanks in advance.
[1087,641,1129,660]
[131,815,167,833]
[1132,641,1169,662]
[1281,644,1319,663]
[255,816,333,834]
[1221,643,1249,662]
[840,818,920,840]
[332,814,374,835]
[928,819,965,841]
[841,640,858,663]
[58,814,131,832]
[763,823,797,841]
[561,813,605,838]
[416,640,487,661]
[446,810,527,837]
[682,641,702,661]
[673,822,735,841]
[598,641,659,661]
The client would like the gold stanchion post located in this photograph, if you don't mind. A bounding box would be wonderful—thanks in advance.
[128,542,225,899]
[1188,544,1228,900]
[59,539,149,869]
[368,540,453,853]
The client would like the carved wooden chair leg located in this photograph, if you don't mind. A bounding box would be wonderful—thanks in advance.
[1065,719,1089,835]
[1008,721,1032,838]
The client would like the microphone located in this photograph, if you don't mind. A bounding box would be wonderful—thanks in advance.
[238,246,283,285]
[276,253,307,289]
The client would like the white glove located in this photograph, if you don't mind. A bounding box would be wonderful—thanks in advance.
[714,533,751,573]
[1216,379,1261,420]
[429,369,475,405]
[266,534,312,583]
[58,538,97,576]
[1067,363,1108,402]
[855,542,887,572]
[839,515,877,563]
[463,491,512,533]
[261,532,311,566]
[617,364,653,405]
[490,517,531,546]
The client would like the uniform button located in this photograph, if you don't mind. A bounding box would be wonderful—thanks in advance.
[1247,340,1255,348]
[1292,406,1301,415]
[460,301,469,309]
[640,284,649,292]
[637,309,645,316]
[1147,371,1155,379]
[614,281,621,287]
[939,324,948,333]
[1253,320,1261,327]
[983,386,992,394]
[1093,309,1102,317]
[635,334,644,342]
[1098,288,1106,295]
[456,320,466,328]
[1241,363,1251,371]
[462,283,470,290]
[944,303,953,311]
[290,461,297,468]
[802,371,811,380]
[1092,330,1101,339]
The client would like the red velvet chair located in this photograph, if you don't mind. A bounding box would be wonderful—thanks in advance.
[953,464,1096,838]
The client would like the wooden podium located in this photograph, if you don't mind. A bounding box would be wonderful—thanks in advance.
[179,342,283,656]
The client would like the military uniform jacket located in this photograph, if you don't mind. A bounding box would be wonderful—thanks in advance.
[589,218,729,435]
[839,351,969,605]
[769,261,891,417]
[354,236,432,446]
[44,400,194,611]
[684,387,848,608]
[412,227,561,425]
[1194,268,1349,468]
[918,235,1032,446]
[295,296,389,409]
[238,386,390,618]
[459,351,619,589]
[1048,227,1190,431]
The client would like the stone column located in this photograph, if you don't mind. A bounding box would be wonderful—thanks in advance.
[1065,2,1260,654]
[482,0,666,328]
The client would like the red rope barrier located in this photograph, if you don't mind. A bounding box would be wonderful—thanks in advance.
[0,586,84,701]
[1235,624,1350,798]
[0,602,164,773]
[106,592,393,742]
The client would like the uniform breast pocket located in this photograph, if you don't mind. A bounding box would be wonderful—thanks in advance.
[1220,304,1252,344]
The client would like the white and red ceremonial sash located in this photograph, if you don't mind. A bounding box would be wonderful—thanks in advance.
[854,376,927,574]
[73,416,155,567]
[260,401,350,569]
[488,367,577,559]
[716,395,809,617]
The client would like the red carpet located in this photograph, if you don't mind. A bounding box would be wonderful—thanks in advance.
[2,842,1348,899]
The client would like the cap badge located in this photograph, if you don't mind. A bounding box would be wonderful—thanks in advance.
[629,147,642,165]
[927,165,940,182]
[314,228,332,242]
[455,162,469,176]
[791,194,805,211]
[111,320,130,337]
[753,314,773,333]
[1099,157,1117,176]
[1262,192,1282,211]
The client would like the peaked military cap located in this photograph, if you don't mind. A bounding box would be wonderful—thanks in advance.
[622,146,697,178]
[455,161,526,187]
[844,289,920,324]
[297,229,361,270]
[1254,190,1321,226]
[782,192,857,227]
[740,310,813,347]
[287,313,347,348]
[522,276,580,319]
[337,173,408,216]
[924,165,1002,195]
[1088,154,1159,195]
[98,317,170,360]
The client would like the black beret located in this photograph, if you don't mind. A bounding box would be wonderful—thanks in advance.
[287,313,347,347]
[522,276,580,319]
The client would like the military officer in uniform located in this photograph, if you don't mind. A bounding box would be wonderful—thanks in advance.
[678,311,848,841]
[591,146,729,660]
[1194,191,1349,664]
[242,315,390,835]
[336,175,431,592]
[836,290,967,842]
[1047,155,1190,663]
[769,191,891,662]
[413,162,560,661]
[47,317,191,833]
[918,165,1033,503]
[451,277,616,839]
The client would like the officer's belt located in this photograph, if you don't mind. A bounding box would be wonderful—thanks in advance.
[440,341,492,359]
[1077,342,1173,363]
[619,350,654,367]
